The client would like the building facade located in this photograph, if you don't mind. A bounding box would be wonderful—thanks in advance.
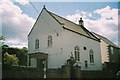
[92,32,120,70]
[28,6,102,70]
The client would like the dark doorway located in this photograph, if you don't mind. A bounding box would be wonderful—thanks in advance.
[37,59,45,69]
[37,59,45,77]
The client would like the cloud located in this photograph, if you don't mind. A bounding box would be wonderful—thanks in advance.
[9,44,28,48]
[1,0,11,3]
[66,6,118,46]
[1,2,35,48]
[16,0,29,5]
[1,0,29,5]
[1,2,119,48]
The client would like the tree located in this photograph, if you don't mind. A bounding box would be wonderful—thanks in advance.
[3,52,19,68]
[2,45,9,54]
[2,45,28,66]
[16,47,28,66]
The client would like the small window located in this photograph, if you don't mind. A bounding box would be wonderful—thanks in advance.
[83,47,86,50]
[74,46,80,61]
[85,61,88,68]
[57,33,59,36]
[89,49,94,63]
[48,35,52,47]
[35,39,39,49]
[110,46,114,54]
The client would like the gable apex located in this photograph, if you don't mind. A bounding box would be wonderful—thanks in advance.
[28,7,100,42]
[28,6,48,36]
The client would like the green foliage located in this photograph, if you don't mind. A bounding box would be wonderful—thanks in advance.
[0,36,4,40]
[8,47,20,54]
[0,36,5,46]
[3,52,19,68]
[16,47,28,66]
[2,45,9,54]
[2,45,9,48]
[2,45,28,67]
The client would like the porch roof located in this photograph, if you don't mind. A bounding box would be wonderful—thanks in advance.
[28,52,48,59]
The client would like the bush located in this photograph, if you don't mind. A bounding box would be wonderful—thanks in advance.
[3,52,19,68]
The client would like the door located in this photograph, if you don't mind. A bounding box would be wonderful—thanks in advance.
[37,59,44,69]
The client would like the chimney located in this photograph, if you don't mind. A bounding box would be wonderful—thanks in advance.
[79,18,84,26]
[43,5,46,9]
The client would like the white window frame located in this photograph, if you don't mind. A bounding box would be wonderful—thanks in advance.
[74,46,80,61]
[89,49,94,63]
[48,35,52,47]
[35,39,39,49]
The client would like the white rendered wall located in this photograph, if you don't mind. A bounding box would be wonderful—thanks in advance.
[59,29,102,70]
[28,9,102,70]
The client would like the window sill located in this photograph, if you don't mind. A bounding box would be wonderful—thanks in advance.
[34,49,39,51]
[76,61,81,64]
[47,46,52,48]
[90,63,95,65]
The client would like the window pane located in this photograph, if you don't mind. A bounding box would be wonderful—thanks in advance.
[74,46,80,61]
[48,36,52,46]
[35,39,39,49]
[89,49,94,63]
[110,46,114,54]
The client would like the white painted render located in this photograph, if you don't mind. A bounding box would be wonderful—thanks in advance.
[28,8,102,70]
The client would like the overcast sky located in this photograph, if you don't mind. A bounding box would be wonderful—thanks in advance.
[1,0,119,48]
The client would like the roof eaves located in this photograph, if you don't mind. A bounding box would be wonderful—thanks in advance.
[63,26,100,42]
[92,32,119,47]
[88,31,100,41]
[109,45,120,49]
[49,11,100,41]
[76,25,100,41]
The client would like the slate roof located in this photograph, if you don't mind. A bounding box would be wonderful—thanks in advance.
[28,7,100,42]
[46,9,100,42]
[92,32,119,48]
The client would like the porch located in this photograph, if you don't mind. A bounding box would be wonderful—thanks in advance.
[28,52,48,69]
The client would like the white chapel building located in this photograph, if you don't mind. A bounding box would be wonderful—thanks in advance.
[28,6,102,70]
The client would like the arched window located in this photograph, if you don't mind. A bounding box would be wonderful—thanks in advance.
[89,49,94,63]
[74,46,80,61]
[48,35,52,46]
[35,39,39,49]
